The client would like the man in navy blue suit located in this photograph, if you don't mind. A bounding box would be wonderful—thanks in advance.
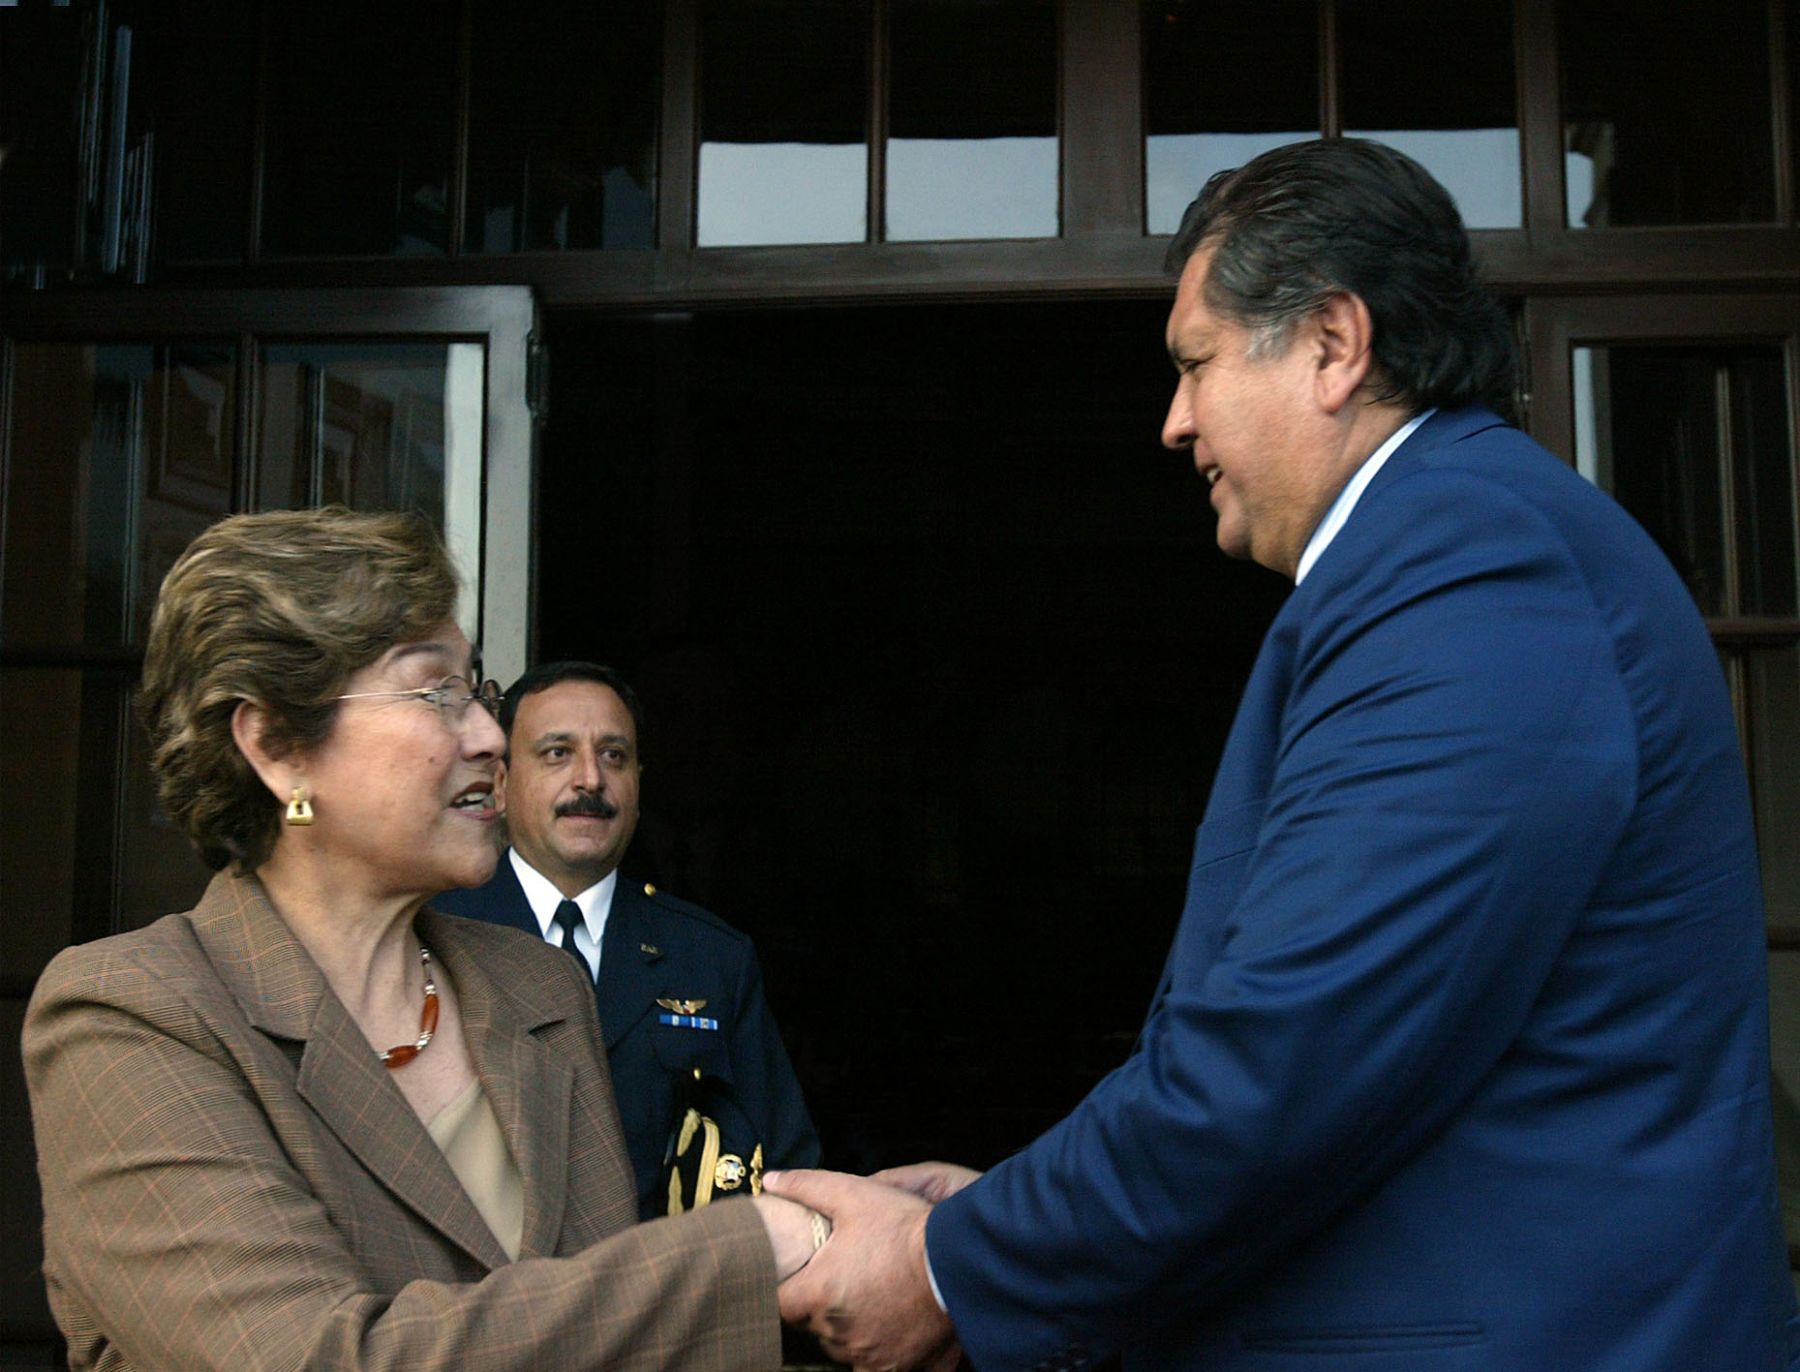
[768,140,1798,1370]
[434,661,819,1220]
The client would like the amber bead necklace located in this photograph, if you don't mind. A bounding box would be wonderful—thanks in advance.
[378,945,439,1070]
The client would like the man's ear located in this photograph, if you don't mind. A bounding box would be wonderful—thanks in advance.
[494,757,509,816]
[1311,290,1376,413]
[231,700,299,805]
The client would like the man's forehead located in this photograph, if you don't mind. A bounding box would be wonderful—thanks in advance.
[1178,243,1214,285]
[516,679,635,736]
[1166,249,1225,347]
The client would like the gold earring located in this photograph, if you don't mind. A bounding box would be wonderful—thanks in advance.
[286,786,314,826]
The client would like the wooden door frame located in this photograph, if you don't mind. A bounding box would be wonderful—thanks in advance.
[1524,289,1800,949]
[3,285,540,683]
[1,284,538,951]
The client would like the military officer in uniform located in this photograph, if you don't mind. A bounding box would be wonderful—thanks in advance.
[435,661,820,1220]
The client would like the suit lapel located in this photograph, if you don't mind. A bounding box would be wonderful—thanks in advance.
[294,988,511,1270]
[421,910,576,1260]
[198,870,510,1270]
[597,882,664,1050]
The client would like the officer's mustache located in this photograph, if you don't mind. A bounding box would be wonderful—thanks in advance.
[556,794,620,820]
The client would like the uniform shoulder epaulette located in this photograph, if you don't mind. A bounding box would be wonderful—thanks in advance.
[637,882,750,943]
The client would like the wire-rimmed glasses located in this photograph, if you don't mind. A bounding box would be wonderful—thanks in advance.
[334,676,503,725]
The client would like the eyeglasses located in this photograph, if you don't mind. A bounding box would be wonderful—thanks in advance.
[335,676,503,724]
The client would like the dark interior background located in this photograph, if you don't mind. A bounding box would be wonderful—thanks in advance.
[534,300,1291,1170]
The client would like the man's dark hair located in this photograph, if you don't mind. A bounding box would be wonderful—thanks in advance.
[1165,138,1517,418]
[499,660,644,755]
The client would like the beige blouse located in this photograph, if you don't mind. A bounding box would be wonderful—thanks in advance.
[427,1080,525,1261]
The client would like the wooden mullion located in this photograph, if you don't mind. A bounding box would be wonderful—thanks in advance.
[1717,365,1744,619]
[1060,0,1143,238]
[868,0,888,244]
[1706,616,1800,648]
[234,329,258,513]
[0,335,12,642]
[1771,0,1793,225]
[448,0,472,259]
[1319,0,1340,137]
[1517,0,1565,247]
[1788,333,1800,630]
[657,0,700,255]
[246,0,270,265]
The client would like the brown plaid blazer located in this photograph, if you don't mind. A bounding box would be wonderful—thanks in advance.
[23,869,780,1371]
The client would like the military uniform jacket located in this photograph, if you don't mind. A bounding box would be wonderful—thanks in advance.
[436,859,821,1219]
[22,868,780,1371]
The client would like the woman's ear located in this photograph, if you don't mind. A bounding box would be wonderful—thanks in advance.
[231,700,298,805]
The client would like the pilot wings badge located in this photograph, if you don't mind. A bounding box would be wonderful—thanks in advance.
[656,997,719,1030]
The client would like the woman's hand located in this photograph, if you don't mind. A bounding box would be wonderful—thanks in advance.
[752,1193,824,1282]
[867,1160,984,1205]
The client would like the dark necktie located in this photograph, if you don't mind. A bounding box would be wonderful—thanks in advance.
[553,899,591,978]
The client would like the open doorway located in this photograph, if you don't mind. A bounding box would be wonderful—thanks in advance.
[534,300,1291,1170]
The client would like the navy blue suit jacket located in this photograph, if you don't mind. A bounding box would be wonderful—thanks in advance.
[927,409,1798,1370]
[434,860,820,1220]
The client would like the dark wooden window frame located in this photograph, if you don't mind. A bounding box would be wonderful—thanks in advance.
[121,0,1795,310]
[0,285,540,952]
[1527,291,1800,948]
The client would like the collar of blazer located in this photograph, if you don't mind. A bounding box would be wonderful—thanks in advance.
[1358,406,1508,504]
[187,868,580,1266]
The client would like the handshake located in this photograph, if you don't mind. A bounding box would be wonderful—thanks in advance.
[753,1161,983,1371]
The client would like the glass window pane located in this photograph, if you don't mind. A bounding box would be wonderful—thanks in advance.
[1731,352,1797,620]
[0,667,83,976]
[1768,951,1800,1287]
[1143,0,1318,235]
[466,1,660,253]
[1744,649,1800,927]
[261,2,455,257]
[120,676,212,931]
[0,665,211,964]
[1562,0,1775,228]
[698,0,868,247]
[258,344,451,515]
[134,0,254,264]
[135,349,241,636]
[886,0,1056,243]
[1572,343,1794,619]
[255,341,484,639]
[0,5,84,286]
[1341,0,1519,230]
[2,343,236,653]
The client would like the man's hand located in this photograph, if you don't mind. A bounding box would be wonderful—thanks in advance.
[868,1161,983,1205]
[763,1169,960,1371]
